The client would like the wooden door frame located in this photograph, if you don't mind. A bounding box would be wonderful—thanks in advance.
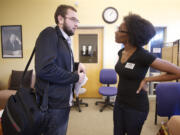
[72,26,104,98]
[72,26,105,65]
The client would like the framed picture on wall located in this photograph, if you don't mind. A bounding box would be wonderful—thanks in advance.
[1,25,23,58]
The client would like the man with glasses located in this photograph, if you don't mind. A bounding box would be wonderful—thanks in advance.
[35,5,85,135]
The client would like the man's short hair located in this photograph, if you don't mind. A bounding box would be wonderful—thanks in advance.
[54,4,77,24]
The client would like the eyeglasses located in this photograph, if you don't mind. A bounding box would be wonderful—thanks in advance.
[119,30,128,33]
[65,17,80,23]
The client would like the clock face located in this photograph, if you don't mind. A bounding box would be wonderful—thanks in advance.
[103,7,118,24]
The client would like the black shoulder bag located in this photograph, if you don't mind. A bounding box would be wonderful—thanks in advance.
[1,47,48,135]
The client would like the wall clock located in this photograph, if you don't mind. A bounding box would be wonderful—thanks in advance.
[102,7,118,24]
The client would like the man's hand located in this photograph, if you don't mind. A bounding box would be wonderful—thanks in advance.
[78,63,86,74]
[78,72,85,83]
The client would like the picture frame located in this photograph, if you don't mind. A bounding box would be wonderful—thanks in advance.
[1,25,23,58]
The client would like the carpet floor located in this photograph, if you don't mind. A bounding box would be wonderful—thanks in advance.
[67,98,167,135]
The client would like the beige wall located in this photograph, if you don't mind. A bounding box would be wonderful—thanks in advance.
[0,0,180,89]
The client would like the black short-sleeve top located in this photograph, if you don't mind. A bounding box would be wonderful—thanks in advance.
[115,47,156,112]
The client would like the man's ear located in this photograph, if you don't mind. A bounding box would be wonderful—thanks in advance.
[57,15,64,25]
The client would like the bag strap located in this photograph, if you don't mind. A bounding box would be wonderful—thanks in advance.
[20,47,35,86]
[20,46,48,112]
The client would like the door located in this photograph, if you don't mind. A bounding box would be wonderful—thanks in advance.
[73,27,103,98]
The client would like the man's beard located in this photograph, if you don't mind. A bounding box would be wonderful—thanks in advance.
[63,23,74,36]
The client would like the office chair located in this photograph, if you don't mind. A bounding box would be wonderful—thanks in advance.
[155,82,180,125]
[95,69,117,112]
[73,76,88,112]
[73,87,88,112]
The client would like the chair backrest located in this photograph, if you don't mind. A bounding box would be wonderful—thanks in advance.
[100,69,117,85]
[156,82,180,117]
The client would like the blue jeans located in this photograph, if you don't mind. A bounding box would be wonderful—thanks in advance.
[113,101,148,135]
[42,108,70,135]
[36,94,70,135]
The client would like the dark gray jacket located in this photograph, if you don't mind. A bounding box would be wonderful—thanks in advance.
[35,26,79,109]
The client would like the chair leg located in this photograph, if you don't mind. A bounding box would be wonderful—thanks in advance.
[78,97,88,107]
[73,97,88,112]
[95,101,105,105]
[155,98,157,125]
[109,103,114,107]
[76,97,82,112]
[100,104,108,112]
[96,96,115,112]
[80,101,88,107]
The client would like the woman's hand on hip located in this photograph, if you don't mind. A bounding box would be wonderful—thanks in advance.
[136,79,148,94]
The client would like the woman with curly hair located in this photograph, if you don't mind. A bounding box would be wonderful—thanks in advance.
[114,13,180,135]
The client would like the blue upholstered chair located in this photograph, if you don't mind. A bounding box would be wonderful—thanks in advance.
[95,69,117,112]
[155,82,180,124]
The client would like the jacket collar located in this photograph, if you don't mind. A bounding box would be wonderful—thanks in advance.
[55,26,65,40]
[55,26,72,51]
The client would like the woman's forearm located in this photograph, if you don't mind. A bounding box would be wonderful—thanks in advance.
[145,73,179,82]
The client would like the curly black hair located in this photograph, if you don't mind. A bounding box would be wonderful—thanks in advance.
[124,13,156,47]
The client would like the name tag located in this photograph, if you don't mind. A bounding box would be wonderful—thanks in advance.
[125,62,135,69]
